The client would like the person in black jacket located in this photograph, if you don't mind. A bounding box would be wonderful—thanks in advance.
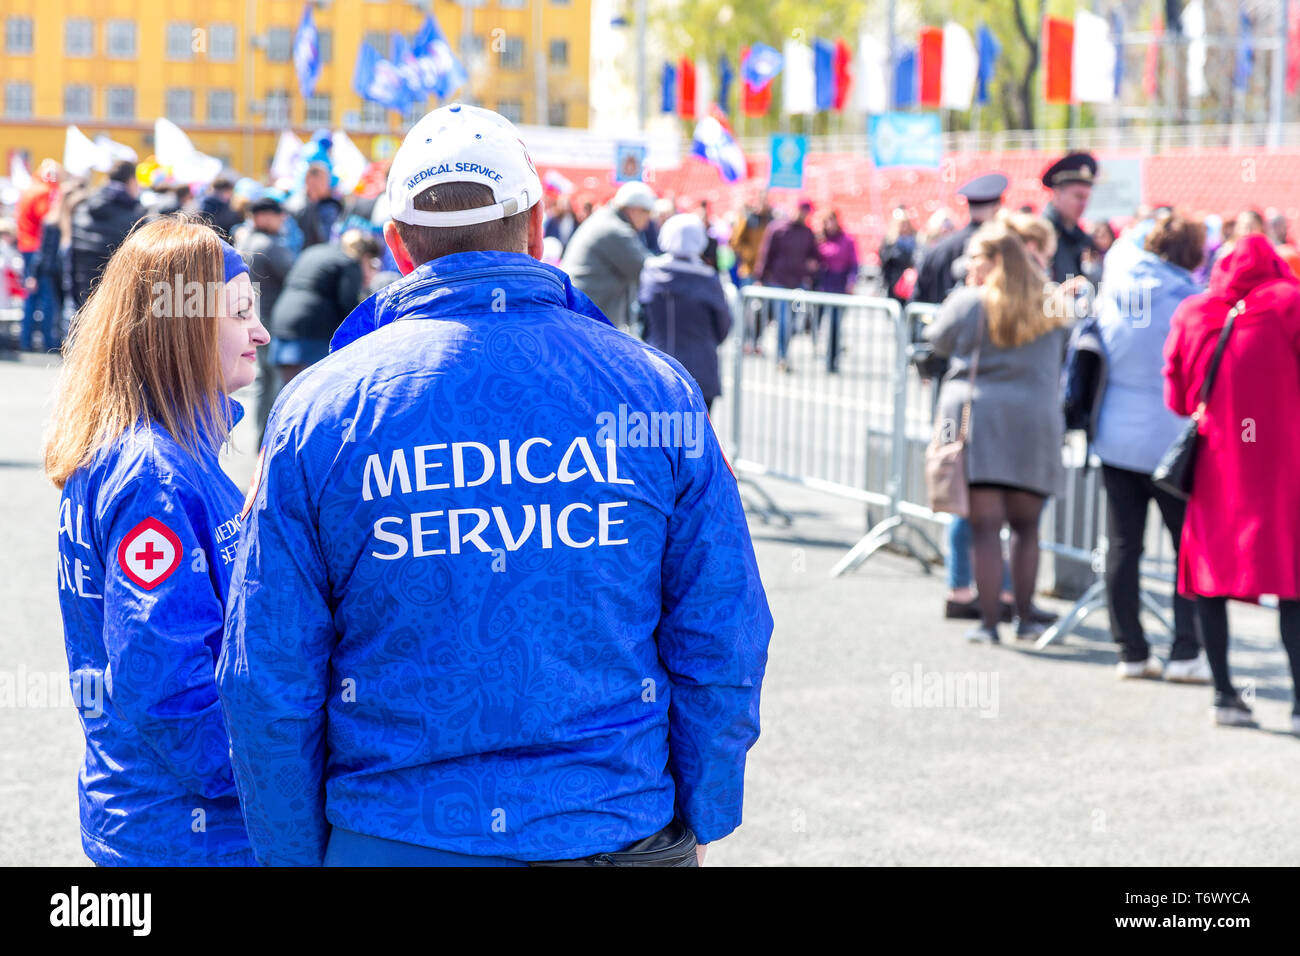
[910,172,1007,307]
[235,198,295,441]
[269,228,380,386]
[289,163,344,249]
[69,160,146,311]
[198,179,242,241]
[1040,152,1099,283]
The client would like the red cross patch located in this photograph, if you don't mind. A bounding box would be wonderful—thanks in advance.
[116,517,183,590]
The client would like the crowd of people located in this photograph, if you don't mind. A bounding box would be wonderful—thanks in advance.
[911,151,1300,733]
[9,104,1300,871]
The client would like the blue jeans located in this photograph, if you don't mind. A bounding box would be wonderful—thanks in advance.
[20,252,59,351]
[947,516,1012,592]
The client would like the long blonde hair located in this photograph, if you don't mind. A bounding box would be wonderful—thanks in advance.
[997,210,1057,265]
[969,219,1060,348]
[44,216,230,489]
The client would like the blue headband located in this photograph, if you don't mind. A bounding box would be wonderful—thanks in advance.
[221,239,249,283]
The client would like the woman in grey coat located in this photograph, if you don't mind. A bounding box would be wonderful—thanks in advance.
[638,214,733,410]
[925,220,1070,643]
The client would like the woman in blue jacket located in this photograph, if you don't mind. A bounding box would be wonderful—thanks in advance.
[44,216,269,865]
[1092,211,1209,682]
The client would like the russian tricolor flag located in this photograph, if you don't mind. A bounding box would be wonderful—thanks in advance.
[691,106,747,183]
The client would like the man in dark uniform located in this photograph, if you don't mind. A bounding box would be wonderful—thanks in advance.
[1041,151,1099,283]
[910,172,1009,306]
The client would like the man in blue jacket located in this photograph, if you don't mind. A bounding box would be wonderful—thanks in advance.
[217,104,773,866]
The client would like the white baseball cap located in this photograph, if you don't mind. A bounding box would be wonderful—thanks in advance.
[388,103,543,228]
[612,181,658,211]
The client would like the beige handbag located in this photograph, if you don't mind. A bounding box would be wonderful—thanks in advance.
[924,310,983,517]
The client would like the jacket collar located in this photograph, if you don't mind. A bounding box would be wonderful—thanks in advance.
[329,251,613,352]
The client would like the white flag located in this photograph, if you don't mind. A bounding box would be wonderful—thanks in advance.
[695,58,714,121]
[856,33,889,114]
[940,22,978,110]
[270,131,304,182]
[330,130,368,196]
[9,154,31,191]
[93,134,138,172]
[154,118,223,184]
[63,125,104,178]
[1184,0,1207,98]
[782,39,816,115]
[1073,10,1117,103]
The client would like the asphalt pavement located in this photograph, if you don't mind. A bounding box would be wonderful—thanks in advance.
[3,352,1297,866]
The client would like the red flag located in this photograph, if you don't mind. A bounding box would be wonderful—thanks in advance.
[740,46,772,116]
[678,56,697,120]
[1043,16,1074,104]
[1143,16,1163,98]
[918,27,944,107]
[833,38,853,111]
[1288,5,1300,95]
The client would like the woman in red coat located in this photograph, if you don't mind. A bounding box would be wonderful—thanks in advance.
[1164,233,1300,730]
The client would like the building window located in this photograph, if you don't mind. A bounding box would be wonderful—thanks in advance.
[362,31,386,54]
[360,100,388,128]
[547,100,567,126]
[5,17,33,54]
[65,19,94,56]
[64,85,94,119]
[402,100,427,125]
[210,24,237,62]
[165,88,194,123]
[319,29,332,64]
[499,37,524,71]
[549,39,568,68]
[106,87,135,121]
[5,81,32,117]
[306,93,331,126]
[266,27,292,62]
[550,0,571,5]
[264,89,290,126]
[497,100,523,123]
[167,22,194,60]
[107,21,137,59]
[208,89,236,124]
[501,0,526,7]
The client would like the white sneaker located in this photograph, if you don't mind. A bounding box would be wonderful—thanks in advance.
[1212,693,1257,727]
[1164,652,1213,684]
[1116,656,1163,680]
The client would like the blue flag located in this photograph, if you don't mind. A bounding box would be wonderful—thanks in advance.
[353,42,410,111]
[661,61,677,113]
[391,33,427,106]
[412,14,468,100]
[718,54,734,114]
[975,24,1001,106]
[1234,12,1254,92]
[293,4,322,101]
[813,38,835,112]
[742,43,783,91]
[894,46,917,109]
[1110,11,1124,99]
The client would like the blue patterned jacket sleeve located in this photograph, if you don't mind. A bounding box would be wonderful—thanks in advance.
[657,393,773,844]
[102,476,237,800]
[217,419,335,866]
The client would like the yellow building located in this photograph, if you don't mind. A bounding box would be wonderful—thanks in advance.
[0,0,591,178]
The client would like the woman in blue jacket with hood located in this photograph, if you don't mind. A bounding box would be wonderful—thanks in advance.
[44,216,269,865]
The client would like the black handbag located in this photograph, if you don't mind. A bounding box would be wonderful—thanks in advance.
[1151,298,1243,500]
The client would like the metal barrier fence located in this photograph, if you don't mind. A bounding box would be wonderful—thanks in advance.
[722,284,1184,649]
